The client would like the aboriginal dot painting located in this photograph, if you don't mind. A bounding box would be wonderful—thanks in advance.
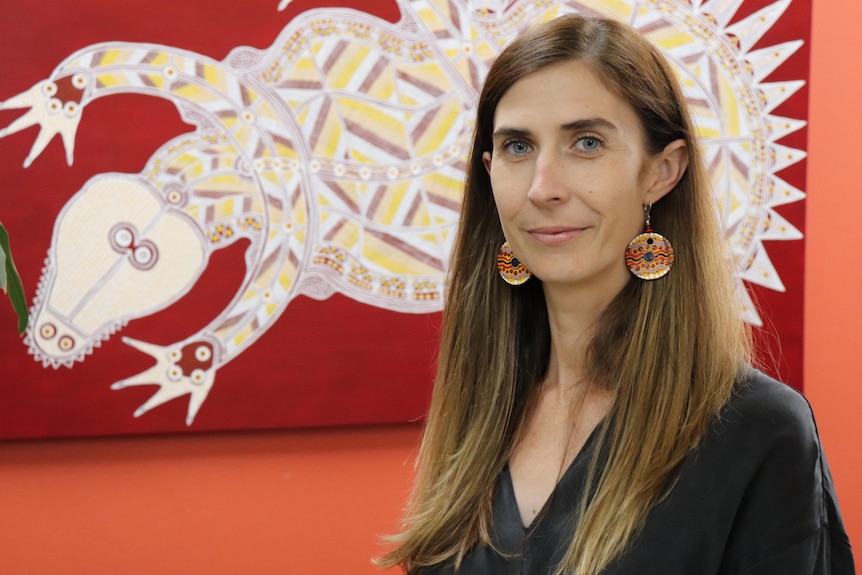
[0,0,809,438]
[625,232,675,281]
[497,242,532,286]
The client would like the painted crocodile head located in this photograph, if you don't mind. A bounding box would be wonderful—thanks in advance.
[27,175,206,367]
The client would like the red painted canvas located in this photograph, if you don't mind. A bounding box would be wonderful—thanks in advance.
[0,0,810,439]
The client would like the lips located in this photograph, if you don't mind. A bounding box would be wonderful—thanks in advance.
[527,226,586,246]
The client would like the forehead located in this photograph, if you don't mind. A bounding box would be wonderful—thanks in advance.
[492,59,644,138]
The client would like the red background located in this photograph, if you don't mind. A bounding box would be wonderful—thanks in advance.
[0,0,809,439]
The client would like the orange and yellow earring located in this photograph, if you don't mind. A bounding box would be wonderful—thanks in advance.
[625,204,674,280]
[497,241,531,286]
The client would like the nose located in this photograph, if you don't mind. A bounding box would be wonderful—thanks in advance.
[527,150,567,204]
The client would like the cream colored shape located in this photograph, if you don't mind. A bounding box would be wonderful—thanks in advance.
[33,176,205,361]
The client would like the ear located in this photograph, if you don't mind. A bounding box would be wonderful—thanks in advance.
[482,151,492,174]
[643,139,688,204]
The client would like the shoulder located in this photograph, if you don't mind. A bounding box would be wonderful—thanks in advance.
[608,368,854,574]
[727,367,813,420]
[688,368,822,492]
[715,367,819,453]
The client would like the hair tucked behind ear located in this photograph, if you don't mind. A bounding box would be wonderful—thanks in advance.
[379,14,750,575]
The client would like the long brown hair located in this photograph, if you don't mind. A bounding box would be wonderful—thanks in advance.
[380,14,750,574]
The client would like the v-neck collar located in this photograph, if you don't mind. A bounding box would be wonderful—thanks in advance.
[500,420,606,533]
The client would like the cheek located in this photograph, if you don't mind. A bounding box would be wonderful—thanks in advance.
[489,159,532,194]
[489,172,516,213]
[489,185,520,240]
[620,205,648,241]
[491,193,516,231]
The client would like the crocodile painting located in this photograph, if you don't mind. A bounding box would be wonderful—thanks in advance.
[0,0,806,425]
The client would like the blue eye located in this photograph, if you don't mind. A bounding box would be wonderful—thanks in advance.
[575,135,603,152]
[502,139,532,155]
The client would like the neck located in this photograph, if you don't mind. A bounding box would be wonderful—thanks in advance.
[541,280,624,393]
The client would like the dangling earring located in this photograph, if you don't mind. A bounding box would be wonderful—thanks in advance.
[625,204,674,280]
[497,241,531,285]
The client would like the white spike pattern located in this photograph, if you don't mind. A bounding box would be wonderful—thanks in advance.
[725,0,792,52]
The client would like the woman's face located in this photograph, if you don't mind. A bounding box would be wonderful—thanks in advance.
[483,59,681,297]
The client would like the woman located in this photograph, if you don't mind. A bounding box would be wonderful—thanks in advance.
[380,14,854,575]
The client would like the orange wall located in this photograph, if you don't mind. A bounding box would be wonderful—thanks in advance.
[805,0,862,556]
[0,425,421,574]
[1,2,860,573]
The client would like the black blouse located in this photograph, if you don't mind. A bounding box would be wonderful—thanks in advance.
[420,369,855,574]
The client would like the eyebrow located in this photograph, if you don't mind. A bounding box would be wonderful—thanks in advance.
[492,117,619,139]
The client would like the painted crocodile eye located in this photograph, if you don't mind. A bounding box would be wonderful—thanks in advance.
[112,226,134,249]
[40,323,57,339]
[134,244,154,265]
[131,241,158,270]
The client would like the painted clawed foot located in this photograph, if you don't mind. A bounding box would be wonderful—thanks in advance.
[0,79,83,167]
[112,336,219,426]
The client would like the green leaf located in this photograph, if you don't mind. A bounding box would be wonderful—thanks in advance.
[0,221,29,335]
[0,236,6,290]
